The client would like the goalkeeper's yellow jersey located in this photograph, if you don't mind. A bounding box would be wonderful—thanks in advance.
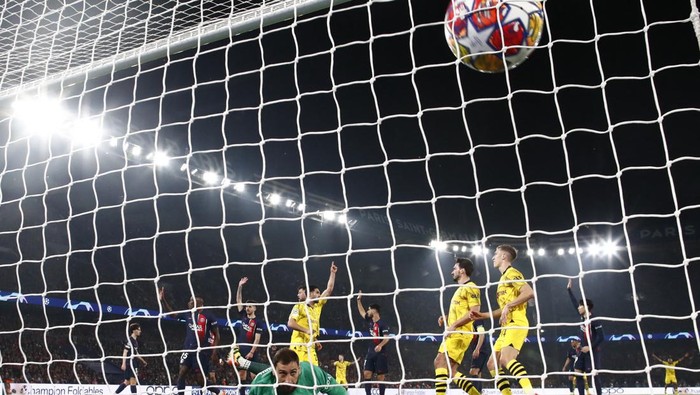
[496,266,528,327]
[662,360,679,382]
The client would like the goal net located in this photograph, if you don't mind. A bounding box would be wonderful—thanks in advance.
[1,0,699,394]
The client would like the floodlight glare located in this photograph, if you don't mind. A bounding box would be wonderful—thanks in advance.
[69,119,102,147]
[296,203,305,211]
[221,178,231,187]
[587,242,602,256]
[152,151,170,167]
[268,193,282,205]
[109,137,118,147]
[471,246,482,255]
[452,245,459,252]
[537,248,546,256]
[602,240,618,256]
[568,247,576,255]
[285,199,295,208]
[557,248,565,256]
[131,145,142,157]
[527,249,534,256]
[322,211,336,221]
[461,246,468,253]
[337,214,348,224]
[12,97,68,137]
[233,183,245,192]
[202,171,220,185]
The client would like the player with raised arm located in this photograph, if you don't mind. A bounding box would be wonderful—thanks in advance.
[234,277,266,384]
[356,291,390,395]
[652,352,690,395]
[248,347,347,395]
[332,354,358,388]
[468,320,492,392]
[114,323,147,395]
[159,288,220,395]
[287,262,337,365]
[567,279,603,395]
[434,258,481,395]
[470,245,535,395]
[562,338,588,395]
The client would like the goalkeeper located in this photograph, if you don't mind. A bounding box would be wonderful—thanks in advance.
[231,347,346,395]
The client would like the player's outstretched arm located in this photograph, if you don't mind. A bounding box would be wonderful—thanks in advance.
[356,291,367,318]
[236,277,247,312]
[321,262,338,298]
[158,288,178,318]
[566,279,580,311]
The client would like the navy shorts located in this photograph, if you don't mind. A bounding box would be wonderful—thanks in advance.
[180,351,211,374]
[574,352,600,373]
[364,351,388,374]
[470,350,489,373]
[123,367,138,380]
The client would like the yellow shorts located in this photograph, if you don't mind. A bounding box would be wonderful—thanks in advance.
[493,327,528,352]
[336,377,347,384]
[291,345,318,365]
[437,333,473,364]
[665,378,677,385]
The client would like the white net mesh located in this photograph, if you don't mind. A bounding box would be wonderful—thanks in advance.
[1,0,699,394]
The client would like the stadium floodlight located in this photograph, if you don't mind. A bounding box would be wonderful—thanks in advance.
[537,248,546,256]
[233,183,245,192]
[322,211,336,221]
[461,246,468,253]
[471,245,483,255]
[109,137,118,147]
[337,214,348,224]
[587,242,602,256]
[557,248,565,256]
[602,240,619,256]
[221,178,231,187]
[527,249,534,256]
[285,199,295,208]
[430,240,448,251]
[202,171,220,185]
[179,163,187,172]
[131,145,142,157]
[152,151,170,167]
[568,247,576,255]
[452,245,459,252]
[69,119,102,147]
[12,97,68,137]
[296,203,305,211]
[268,193,282,205]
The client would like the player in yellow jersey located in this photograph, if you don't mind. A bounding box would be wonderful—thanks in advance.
[332,354,358,388]
[434,258,482,395]
[287,262,337,365]
[470,245,535,395]
[652,353,689,395]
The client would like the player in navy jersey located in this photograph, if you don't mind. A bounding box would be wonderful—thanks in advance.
[160,288,221,395]
[356,291,390,395]
[567,279,604,395]
[234,277,266,384]
[562,338,589,395]
[115,323,147,394]
[468,320,491,392]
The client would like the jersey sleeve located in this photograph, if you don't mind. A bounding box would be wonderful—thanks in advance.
[380,321,390,336]
[506,269,526,292]
[312,365,347,395]
[123,339,132,351]
[289,304,301,321]
[255,319,266,334]
[465,283,481,308]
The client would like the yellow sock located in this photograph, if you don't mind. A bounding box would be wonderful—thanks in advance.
[496,369,512,395]
[506,360,533,394]
[435,367,449,395]
[452,372,480,395]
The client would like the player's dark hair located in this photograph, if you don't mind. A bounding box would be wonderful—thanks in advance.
[456,258,474,276]
[129,323,141,334]
[497,245,518,261]
[297,284,306,292]
[309,285,320,293]
[579,298,594,311]
[368,303,381,314]
[273,347,300,367]
[245,299,257,305]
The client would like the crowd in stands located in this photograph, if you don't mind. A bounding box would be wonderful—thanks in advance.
[1,292,698,391]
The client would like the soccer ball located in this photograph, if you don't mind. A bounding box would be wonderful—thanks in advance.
[444,0,544,72]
